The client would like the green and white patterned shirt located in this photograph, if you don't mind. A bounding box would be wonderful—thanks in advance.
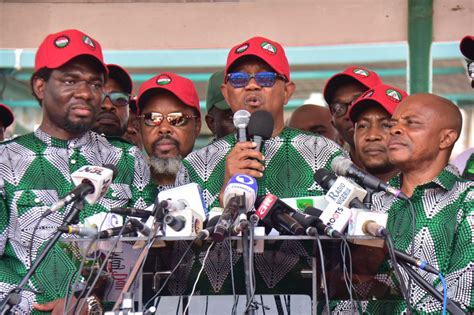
[172,127,345,295]
[364,164,474,314]
[0,129,156,314]
[177,127,345,211]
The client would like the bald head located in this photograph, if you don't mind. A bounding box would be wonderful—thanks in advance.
[388,93,463,172]
[288,104,341,143]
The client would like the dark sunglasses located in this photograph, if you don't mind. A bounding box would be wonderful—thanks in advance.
[140,112,198,127]
[226,72,287,88]
[102,92,130,107]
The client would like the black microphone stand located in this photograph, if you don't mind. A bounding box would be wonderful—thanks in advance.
[398,261,465,315]
[0,199,85,313]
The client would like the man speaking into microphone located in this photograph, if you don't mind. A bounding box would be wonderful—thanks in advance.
[0,29,155,313]
[175,36,346,298]
[364,94,474,314]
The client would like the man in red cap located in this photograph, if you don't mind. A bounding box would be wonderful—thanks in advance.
[137,72,201,189]
[0,29,155,313]
[323,66,383,167]
[349,84,408,184]
[0,103,14,141]
[176,36,345,297]
[93,64,133,138]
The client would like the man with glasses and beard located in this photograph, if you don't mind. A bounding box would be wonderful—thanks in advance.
[93,64,133,138]
[0,29,155,314]
[137,72,201,190]
[323,66,382,168]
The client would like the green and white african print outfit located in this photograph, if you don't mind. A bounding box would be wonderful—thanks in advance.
[173,127,346,295]
[0,129,156,314]
[331,164,473,314]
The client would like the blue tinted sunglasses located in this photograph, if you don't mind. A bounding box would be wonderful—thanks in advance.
[226,72,287,88]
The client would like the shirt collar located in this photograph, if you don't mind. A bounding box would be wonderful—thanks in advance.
[389,164,461,192]
[35,128,93,149]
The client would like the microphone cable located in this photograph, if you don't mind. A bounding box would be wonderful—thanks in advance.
[339,235,358,313]
[229,231,238,315]
[313,230,330,314]
[183,241,215,314]
[243,218,259,314]
[385,232,412,314]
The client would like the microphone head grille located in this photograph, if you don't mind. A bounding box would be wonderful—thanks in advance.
[233,110,251,128]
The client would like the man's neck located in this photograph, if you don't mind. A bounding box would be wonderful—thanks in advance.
[370,168,399,184]
[400,160,447,197]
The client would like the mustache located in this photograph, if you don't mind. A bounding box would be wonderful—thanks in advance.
[96,111,119,122]
[152,135,180,149]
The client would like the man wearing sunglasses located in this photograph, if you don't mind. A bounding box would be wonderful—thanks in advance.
[175,36,346,296]
[137,72,201,189]
[323,66,383,168]
[93,64,132,138]
[0,29,155,313]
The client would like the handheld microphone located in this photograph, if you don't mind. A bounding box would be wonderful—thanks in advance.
[233,109,251,142]
[313,168,368,209]
[248,110,274,153]
[110,207,154,219]
[254,194,305,235]
[196,215,221,240]
[331,156,409,200]
[50,164,117,212]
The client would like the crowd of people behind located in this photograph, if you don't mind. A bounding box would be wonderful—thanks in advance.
[0,29,473,314]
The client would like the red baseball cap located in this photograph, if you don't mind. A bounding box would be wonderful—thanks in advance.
[0,103,14,128]
[349,83,408,123]
[323,66,382,105]
[460,36,474,60]
[225,36,290,81]
[35,29,107,74]
[107,64,133,94]
[137,72,200,115]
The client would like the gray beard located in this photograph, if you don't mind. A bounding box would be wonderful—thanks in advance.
[149,155,182,176]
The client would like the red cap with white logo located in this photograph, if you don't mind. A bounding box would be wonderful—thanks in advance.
[323,66,382,105]
[225,36,290,81]
[35,29,107,74]
[349,83,408,122]
[137,72,200,115]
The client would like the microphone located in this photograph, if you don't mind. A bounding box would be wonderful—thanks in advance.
[313,168,368,209]
[254,194,305,235]
[97,224,137,238]
[196,215,221,240]
[362,220,388,238]
[302,207,343,238]
[233,109,251,142]
[163,214,186,232]
[110,207,154,219]
[331,156,409,200]
[160,199,187,211]
[128,218,151,237]
[58,224,98,238]
[394,250,440,275]
[212,194,243,242]
[49,164,117,212]
[248,110,274,152]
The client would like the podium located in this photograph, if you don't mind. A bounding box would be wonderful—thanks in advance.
[61,235,401,314]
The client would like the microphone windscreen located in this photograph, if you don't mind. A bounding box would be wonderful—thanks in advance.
[233,109,251,128]
[331,156,352,176]
[103,164,118,180]
[248,110,274,140]
[313,168,337,190]
[304,206,323,218]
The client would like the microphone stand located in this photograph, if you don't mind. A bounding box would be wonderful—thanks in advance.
[398,261,465,315]
[0,199,85,313]
[239,197,256,315]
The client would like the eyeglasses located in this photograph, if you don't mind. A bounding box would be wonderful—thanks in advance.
[102,92,130,107]
[140,112,198,127]
[226,72,287,88]
[329,93,363,118]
